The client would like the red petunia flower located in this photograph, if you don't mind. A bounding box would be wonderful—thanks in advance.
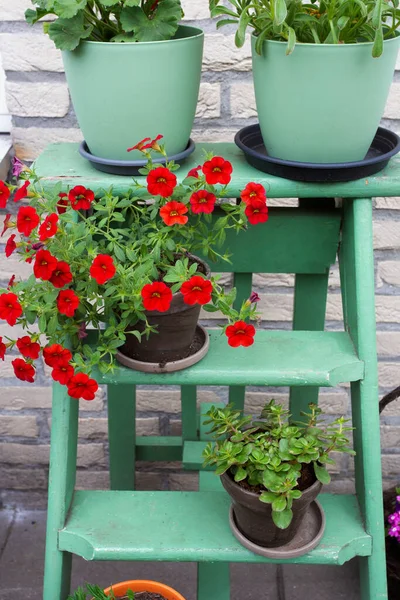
[68,186,95,211]
[202,156,233,186]
[16,336,41,360]
[141,281,172,312]
[57,192,69,215]
[127,137,151,152]
[43,344,72,367]
[1,214,13,237]
[67,373,98,401]
[5,234,17,258]
[0,337,6,361]
[226,320,256,348]
[89,254,116,285]
[245,199,269,225]
[0,292,23,326]
[240,182,267,204]
[7,274,15,289]
[17,206,40,237]
[187,165,202,179]
[190,190,216,214]
[180,275,212,305]
[12,358,35,383]
[141,134,164,152]
[38,213,58,241]
[51,362,74,385]
[14,180,30,203]
[0,181,10,208]
[33,249,58,281]
[49,261,73,289]
[57,289,80,317]
[160,201,188,226]
[147,167,177,198]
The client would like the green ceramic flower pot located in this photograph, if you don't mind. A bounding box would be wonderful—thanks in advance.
[62,25,204,161]
[251,35,400,164]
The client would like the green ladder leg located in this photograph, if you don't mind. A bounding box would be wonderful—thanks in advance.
[108,385,136,490]
[340,198,387,600]
[43,383,78,600]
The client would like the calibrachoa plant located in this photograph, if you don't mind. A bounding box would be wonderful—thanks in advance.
[0,139,268,401]
[387,487,400,542]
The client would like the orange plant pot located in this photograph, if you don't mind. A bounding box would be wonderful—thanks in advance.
[102,580,186,600]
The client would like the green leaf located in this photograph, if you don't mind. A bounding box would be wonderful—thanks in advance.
[313,462,331,485]
[47,12,93,50]
[259,491,278,504]
[25,8,50,24]
[274,0,287,27]
[114,245,125,261]
[372,25,383,58]
[234,467,247,482]
[124,0,141,5]
[286,25,296,55]
[120,0,182,41]
[53,0,87,19]
[272,507,293,529]
[235,9,251,47]
[262,469,283,489]
[38,313,47,333]
[272,495,287,512]
[98,0,122,5]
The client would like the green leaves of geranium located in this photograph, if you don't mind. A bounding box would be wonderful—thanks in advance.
[120,0,182,41]
[53,0,87,19]
[46,12,94,50]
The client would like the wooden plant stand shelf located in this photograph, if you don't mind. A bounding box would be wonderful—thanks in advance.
[35,142,392,600]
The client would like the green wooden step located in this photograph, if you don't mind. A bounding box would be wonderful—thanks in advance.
[59,491,371,565]
[92,330,363,387]
[183,441,209,470]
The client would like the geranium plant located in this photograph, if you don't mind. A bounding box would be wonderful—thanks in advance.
[210,0,399,56]
[0,139,268,401]
[203,400,354,528]
[26,0,184,50]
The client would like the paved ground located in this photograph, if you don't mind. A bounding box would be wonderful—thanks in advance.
[0,508,360,600]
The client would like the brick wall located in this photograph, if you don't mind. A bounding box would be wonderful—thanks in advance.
[0,0,399,506]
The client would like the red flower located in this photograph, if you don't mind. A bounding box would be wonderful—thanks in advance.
[38,213,58,241]
[181,276,212,305]
[90,254,116,285]
[1,214,13,237]
[51,363,74,385]
[141,281,172,312]
[17,206,40,237]
[127,137,151,152]
[57,289,80,317]
[187,165,202,179]
[245,199,269,225]
[16,336,41,360]
[202,157,233,185]
[67,373,98,401]
[57,193,69,215]
[240,182,266,204]
[226,320,256,348]
[49,261,73,289]
[0,181,10,208]
[147,167,177,198]
[5,234,17,258]
[14,180,30,203]
[0,337,6,361]
[7,274,15,289]
[68,186,95,211]
[43,344,72,367]
[33,249,58,281]
[190,190,216,214]
[12,358,35,383]
[142,134,164,152]
[0,292,23,326]
[160,201,188,226]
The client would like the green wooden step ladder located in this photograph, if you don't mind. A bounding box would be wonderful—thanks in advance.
[35,142,394,600]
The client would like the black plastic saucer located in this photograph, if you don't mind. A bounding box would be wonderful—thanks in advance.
[79,138,196,176]
[235,124,400,183]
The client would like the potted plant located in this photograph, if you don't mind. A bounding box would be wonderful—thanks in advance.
[0,145,267,398]
[210,0,400,163]
[68,580,186,599]
[26,1,204,162]
[203,400,354,551]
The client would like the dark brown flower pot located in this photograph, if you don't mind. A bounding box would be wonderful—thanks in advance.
[221,470,322,548]
[120,255,210,364]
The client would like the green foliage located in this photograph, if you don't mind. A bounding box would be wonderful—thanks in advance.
[26,0,184,49]
[203,400,354,529]
[68,583,135,598]
[209,0,400,56]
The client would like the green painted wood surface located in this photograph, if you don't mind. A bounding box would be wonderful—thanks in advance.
[183,441,212,470]
[91,330,363,387]
[181,386,198,442]
[35,142,400,199]
[58,491,371,565]
[135,436,183,462]
[107,385,136,491]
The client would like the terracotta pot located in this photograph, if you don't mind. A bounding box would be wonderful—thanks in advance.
[221,471,322,548]
[120,255,210,363]
[102,579,186,599]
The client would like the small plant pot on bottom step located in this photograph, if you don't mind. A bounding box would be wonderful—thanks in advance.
[102,579,186,599]
[221,471,323,550]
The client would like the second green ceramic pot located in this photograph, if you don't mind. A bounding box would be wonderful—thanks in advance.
[62,25,204,161]
[252,35,400,164]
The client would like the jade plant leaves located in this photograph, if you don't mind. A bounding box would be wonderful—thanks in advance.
[47,12,94,50]
[120,0,182,41]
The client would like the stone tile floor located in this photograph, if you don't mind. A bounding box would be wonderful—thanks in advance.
[0,508,360,599]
